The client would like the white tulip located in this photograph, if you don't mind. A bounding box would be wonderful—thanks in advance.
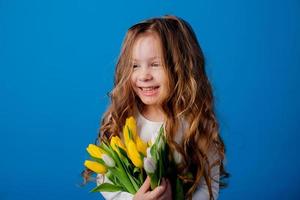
[101,154,115,167]
[143,157,156,174]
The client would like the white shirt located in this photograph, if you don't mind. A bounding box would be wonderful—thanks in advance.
[97,111,220,200]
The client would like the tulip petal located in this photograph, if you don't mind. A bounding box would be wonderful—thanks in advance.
[86,144,105,159]
[144,157,156,174]
[136,137,147,156]
[84,160,107,174]
[127,140,143,168]
[102,154,115,167]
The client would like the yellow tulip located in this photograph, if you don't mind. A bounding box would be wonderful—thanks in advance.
[123,117,137,146]
[127,140,143,168]
[84,160,107,174]
[86,144,105,159]
[123,126,130,147]
[136,137,147,156]
[126,117,137,138]
[110,136,127,154]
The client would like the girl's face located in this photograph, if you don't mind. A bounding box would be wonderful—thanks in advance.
[130,33,168,111]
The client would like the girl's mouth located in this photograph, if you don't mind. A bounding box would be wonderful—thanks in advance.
[139,86,160,96]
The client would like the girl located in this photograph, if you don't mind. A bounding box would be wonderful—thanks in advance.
[87,15,229,200]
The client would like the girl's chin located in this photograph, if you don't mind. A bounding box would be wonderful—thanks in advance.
[139,98,161,106]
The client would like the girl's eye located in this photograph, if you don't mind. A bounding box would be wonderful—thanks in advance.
[133,64,139,68]
[151,63,160,67]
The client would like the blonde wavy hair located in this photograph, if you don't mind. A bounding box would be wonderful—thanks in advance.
[90,15,229,200]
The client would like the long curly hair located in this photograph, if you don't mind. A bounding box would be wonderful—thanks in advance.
[89,15,229,199]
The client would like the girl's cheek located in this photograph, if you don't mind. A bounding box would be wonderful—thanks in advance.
[130,74,137,84]
[131,71,139,81]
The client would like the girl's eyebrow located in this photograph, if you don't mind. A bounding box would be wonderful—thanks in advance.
[132,56,161,61]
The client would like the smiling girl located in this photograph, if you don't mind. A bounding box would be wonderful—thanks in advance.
[88,15,229,200]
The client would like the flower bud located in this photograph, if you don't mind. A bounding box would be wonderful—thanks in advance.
[126,117,137,139]
[143,157,156,174]
[127,140,143,168]
[86,144,105,159]
[136,137,147,156]
[123,117,137,146]
[101,154,115,167]
[110,136,126,153]
[84,160,107,174]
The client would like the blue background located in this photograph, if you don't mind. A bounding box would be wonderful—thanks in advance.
[1,0,299,199]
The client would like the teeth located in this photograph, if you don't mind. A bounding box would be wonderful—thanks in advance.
[141,87,157,91]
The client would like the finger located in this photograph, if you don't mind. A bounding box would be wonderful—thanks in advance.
[147,178,167,199]
[139,176,151,193]
[157,179,172,200]
[165,179,172,199]
[166,179,171,188]
[160,178,166,186]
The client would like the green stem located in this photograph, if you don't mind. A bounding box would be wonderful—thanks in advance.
[149,173,158,190]
[101,142,136,194]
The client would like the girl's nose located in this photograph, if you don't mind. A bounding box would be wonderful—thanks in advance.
[138,67,153,82]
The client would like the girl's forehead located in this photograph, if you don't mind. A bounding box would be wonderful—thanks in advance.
[131,33,163,61]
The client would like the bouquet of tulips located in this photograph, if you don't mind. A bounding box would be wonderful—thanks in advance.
[84,116,185,199]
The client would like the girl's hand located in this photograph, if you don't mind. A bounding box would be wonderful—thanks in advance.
[133,176,172,200]
[159,178,172,200]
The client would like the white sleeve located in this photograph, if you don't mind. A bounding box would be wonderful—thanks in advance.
[96,174,134,200]
[192,151,220,200]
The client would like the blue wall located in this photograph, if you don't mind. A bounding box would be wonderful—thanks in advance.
[1,0,299,199]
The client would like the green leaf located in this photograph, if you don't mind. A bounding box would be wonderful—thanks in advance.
[116,146,132,169]
[133,167,140,174]
[126,169,140,192]
[139,152,145,160]
[106,171,116,185]
[101,142,137,194]
[158,149,164,185]
[149,173,158,190]
[90,183,124,192]
[118,146,128,158]
[127,126,133,140]
[109,167,134,193]
[91,157,105,165]
[151,145,158,161]
[138,168,144,184]
[174,178,184,200]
